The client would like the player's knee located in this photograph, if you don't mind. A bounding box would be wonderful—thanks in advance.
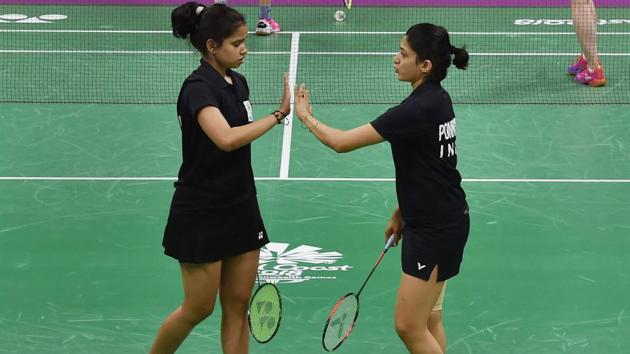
[181,302,215,325]
[394,319,409,340]
[395,314,425,340]
[427,310,442,331]
[221,292,250,314]
[235,291,252,308]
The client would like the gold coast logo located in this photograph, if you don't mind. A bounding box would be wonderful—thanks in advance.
[259,243,352,284]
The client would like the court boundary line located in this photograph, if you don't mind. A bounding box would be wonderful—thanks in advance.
[2,50,629,56]
[279,33,300,179]
[1,177,629,183]
[2,29,630,35]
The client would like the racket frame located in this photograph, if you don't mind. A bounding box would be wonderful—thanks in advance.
[321,235,395,351]
[322,292,360,352]
[248,282,282,344]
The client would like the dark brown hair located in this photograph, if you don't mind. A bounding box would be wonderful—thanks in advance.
[405,23,469,82]
[171,2,246,55]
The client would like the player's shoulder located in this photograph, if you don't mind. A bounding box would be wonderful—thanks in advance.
[178,77,222,108]
[183,70,219,91]
[182,69,207,87]
[230,70,248,85]
[411,83,450,109]
[399,94,424,113]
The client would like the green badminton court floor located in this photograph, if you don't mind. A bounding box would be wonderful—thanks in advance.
[1,4,630,354]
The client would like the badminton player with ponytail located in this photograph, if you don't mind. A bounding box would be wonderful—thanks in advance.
[295,23,470,353]
[150,2,289,354]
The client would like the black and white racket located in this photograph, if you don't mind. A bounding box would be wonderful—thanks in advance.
[322,234,395,351]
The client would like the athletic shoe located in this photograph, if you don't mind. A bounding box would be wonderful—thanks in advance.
[575,64,607,87]
[255,17,280,36]
[568,54,588,76]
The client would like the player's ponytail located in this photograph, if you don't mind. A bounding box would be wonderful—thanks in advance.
[171,2,245,56]
[451,45,469,70]
[171,1,202,39]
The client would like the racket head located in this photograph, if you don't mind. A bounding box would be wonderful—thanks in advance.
[248,282,282,343]
[344,0,352,9]
[322,293,360,352]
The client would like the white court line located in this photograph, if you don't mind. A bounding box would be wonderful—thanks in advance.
[279,33,300,179]
[0,50,288,55]
[1,29,629,35]
[1,49,628,56]
[472,52,630,56]
[450,32,630,35]
[297,52,630,56]
[1,177,629,183]
[0,49,193,54]
[0,29,172,33]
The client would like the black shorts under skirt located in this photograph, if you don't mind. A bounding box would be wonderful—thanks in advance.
[162,196,269,263]
[401,208,470,282]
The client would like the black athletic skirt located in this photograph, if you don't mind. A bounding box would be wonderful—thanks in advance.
[401,207,470,282]
[162,195,269,263]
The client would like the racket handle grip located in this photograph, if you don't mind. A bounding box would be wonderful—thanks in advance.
[384,234,395,250]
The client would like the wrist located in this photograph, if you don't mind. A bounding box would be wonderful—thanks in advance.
[272,110,286,124]
[307,116,319,130]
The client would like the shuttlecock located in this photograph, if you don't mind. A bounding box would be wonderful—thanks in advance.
[334,10,346,22]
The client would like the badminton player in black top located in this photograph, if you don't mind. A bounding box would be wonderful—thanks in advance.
[150,3,290,354]
[295,23,469,354]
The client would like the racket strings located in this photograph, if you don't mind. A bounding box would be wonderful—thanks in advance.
[323,295,359,350]
[249,284,282,343]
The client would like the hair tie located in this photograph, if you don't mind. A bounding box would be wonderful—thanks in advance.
[449,45,457,54]
[195,6,205,16]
